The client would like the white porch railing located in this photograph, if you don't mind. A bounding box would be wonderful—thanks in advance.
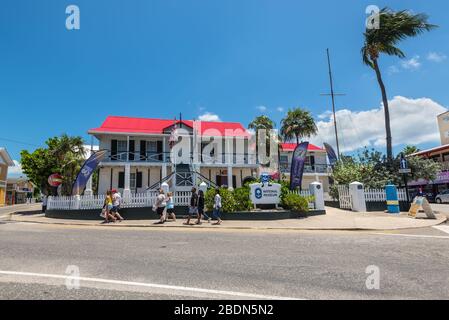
[47,191,193,211]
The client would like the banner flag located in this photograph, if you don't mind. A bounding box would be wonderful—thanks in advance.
[71,150,107,196]
[324,142,338,166]
[290,142,309,190]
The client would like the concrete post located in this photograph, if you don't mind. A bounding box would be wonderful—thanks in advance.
[309,181,325,211]
[123,164,131,201]
[349,181,366,212]
[73,194,81,210]
[199,181,208,194]
[161,182,170,194]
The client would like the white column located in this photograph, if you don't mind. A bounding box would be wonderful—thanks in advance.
[199,181,208,194]
[126,136,130,162]
[163,136,167,163]
[162,164,167,179]
[227,166,233,190]
[309,181,325,211]
[84,149,94,196]
[123,164,131,200]
[349,181,366,212]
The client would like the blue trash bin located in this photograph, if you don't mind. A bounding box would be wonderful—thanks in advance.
[385,184,400,214]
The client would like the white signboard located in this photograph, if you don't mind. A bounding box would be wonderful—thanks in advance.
[250,183,281,205]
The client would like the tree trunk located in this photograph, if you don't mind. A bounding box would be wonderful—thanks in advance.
[373,58,393,162]
[295,135,299,145]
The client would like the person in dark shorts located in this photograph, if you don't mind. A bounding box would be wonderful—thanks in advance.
[184,187,198,225]
[154,189,167,224]
[165,192,176,222]
[196,190,205,225]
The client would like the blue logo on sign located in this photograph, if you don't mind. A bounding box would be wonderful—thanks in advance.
[255,188,263,199]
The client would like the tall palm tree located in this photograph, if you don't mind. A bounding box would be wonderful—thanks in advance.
[362,7,437,161]
[248,115,275,132]
[280,108,318,144]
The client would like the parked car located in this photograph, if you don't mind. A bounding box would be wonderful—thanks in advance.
[435,190,449,204]
[409,190,436,203]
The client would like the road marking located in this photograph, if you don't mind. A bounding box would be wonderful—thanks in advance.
[372,232,449,239]
[0,270,301,300]
[432,225,449,235]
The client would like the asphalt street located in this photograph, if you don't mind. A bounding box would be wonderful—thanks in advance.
[0,219,449,300]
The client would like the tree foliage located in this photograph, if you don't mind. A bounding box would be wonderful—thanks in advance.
[20,134,86,196]
[280,108,317,144]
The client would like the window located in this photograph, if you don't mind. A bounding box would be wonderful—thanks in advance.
[280,155,288,164]
[130,173,136,190]
[117,141,127,161]
[147,141,158,153]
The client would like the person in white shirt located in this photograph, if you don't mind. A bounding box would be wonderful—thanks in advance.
[111,189,124,221]
[212,188,223,225]
[154,189,167,224]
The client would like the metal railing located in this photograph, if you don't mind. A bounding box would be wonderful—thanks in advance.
[280,164,331,174]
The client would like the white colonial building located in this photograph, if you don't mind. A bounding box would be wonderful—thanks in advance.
[88,116,331,197]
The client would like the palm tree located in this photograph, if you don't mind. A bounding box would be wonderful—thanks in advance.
[362,7,437,161]
[248,115,275,132]
[280,108,318,144]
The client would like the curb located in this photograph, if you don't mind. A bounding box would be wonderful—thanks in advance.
[8,215,447,232]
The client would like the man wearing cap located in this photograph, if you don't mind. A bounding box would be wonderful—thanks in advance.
[111,189,124,221]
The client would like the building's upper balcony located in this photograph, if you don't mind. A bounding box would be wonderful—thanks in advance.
[102,151,259,166]
[280,163,331,175]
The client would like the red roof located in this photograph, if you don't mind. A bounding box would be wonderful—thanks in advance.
[89,116,250,137]
[281,143,324,152]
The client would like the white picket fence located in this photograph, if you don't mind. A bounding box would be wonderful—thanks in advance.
[47,191,191,211]
[336,185,410,211]
[337,185,352,209]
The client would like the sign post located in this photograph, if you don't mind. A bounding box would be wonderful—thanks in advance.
[399,153,412,205]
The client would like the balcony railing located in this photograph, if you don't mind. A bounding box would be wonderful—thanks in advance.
[105,151,258,165]
[280,163,331,174]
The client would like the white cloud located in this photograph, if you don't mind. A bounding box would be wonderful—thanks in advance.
[276,107,284,112]
[388,65,400,75]
[311,96,447,153]
[256,106,267,112]
[7,160,24,177]
[400,56,421,70]
[198,112,221,122]
[427,52,447,63]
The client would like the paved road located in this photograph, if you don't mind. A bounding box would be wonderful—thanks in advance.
[0,203,40,217]
[0,221,449,300]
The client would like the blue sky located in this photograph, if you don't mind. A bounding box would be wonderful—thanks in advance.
[1,0,449,166]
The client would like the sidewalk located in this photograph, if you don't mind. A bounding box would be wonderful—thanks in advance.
[7,206,447,231]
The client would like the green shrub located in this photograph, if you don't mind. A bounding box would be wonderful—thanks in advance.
[233,187,252,211]
[281,192,309,213]
[205,188,238,213]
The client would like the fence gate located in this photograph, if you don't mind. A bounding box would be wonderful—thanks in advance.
[337,185,352,210]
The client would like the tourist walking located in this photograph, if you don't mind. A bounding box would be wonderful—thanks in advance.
[41,194,48,213]
[153,188,167,224]
[184,187,198,225]
[111,189,124,222]
[165,192,176,222]
[196,190,206,225]
[102,190,116,223]
[212,188,222,225]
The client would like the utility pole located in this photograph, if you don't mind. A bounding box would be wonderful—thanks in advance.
[321,48,345,159]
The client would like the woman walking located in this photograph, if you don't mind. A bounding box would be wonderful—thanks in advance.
[154,189,167,224]
[165,192,176,222]
[196,190,205,225]
[102,190,116,223]
[212,188,222,225]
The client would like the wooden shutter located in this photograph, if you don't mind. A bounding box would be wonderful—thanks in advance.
[157,141,163,161]
[111,140,118,161]
[118,172,125,188]
[140,140,146,160]
[129,140,135,161]
[136,172,142,188]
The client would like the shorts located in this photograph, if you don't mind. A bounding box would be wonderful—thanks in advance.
[167,208,174,214]
[107,204,113,211]
[198,208,204,215]
[111,206,120,213]
[188,207,198,215]
[156,207,165,216]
